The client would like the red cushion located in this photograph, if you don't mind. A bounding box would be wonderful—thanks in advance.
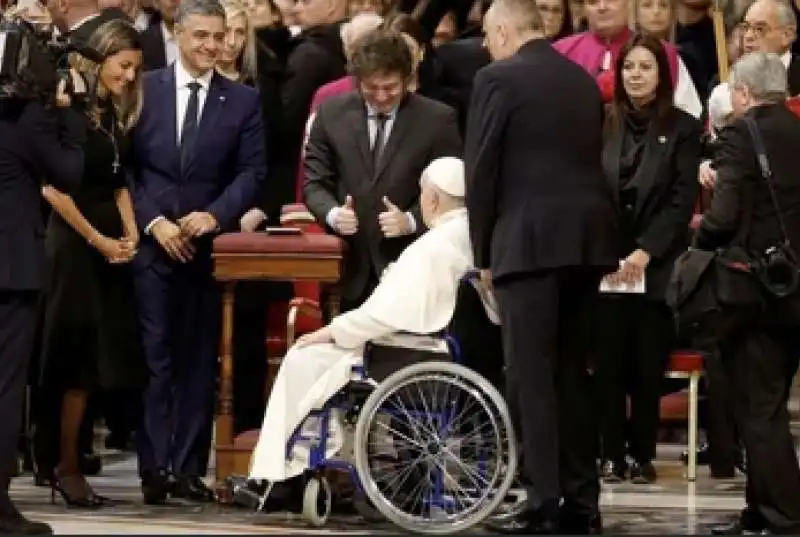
[213,232,345,255]
[234,429,260,450]
[668,350,705,373]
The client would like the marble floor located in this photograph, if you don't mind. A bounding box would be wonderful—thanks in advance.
[8,444,758,535]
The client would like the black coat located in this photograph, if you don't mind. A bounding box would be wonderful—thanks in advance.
[0,103,85,291]
[602,107,702,299]
[695,103,800,324]
[303,92,461,301]
[465,38,618,279]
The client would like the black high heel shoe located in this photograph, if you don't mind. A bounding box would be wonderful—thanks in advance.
[50,472,107,509]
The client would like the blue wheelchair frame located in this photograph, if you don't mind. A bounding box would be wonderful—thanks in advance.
[283,270,496,514]
[284,332,463,503]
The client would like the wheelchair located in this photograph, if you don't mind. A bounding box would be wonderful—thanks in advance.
[245,276,519,534]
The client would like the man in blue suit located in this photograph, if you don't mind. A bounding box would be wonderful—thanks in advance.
[129,0,266,504]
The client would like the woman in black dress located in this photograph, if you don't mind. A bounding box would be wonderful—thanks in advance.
[39,19,145,508]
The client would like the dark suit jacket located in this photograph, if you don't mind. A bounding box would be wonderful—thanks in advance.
[695,103,800,323]
[303,91,462,301]
[466,39,618,279]
[130,67,266,268]
[602,108,702,299]
[435,35,491,136]
[0,103,85,291]
[140,21,167,72]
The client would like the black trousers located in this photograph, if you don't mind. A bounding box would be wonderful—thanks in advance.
[232,281,291,434]
[723,326,800,533]
[594,296,673,465]
[703,347,742,473]
[0,291,38,512]
[494,268,602,516]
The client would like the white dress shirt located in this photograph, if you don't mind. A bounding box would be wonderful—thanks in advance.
[144,60,215,234]
[161,21,179,67]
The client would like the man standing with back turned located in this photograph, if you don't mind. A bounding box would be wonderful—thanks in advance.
[465,0,617,533]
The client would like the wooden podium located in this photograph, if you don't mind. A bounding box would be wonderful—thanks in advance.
[212,230,345,500]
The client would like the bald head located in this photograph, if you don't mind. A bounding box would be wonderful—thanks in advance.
[483,0,545,59]
[742,0,797,54]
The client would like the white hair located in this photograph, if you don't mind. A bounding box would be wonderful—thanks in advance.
[341,13,383,56]
[730,51,789,102]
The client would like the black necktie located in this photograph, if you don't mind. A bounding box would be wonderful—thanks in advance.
[372,113,389,170]
[180,81,201,173]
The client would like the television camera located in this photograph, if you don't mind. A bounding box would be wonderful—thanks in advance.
[0,13,102,116]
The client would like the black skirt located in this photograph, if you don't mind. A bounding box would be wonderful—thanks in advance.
[39,202,145,391]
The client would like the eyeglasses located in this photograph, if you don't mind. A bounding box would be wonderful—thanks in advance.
[738,21,774,37]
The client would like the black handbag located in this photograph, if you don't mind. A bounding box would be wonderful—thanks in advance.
[665,116,793,344]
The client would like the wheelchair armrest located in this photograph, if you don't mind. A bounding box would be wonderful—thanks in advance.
[286,297,323,347]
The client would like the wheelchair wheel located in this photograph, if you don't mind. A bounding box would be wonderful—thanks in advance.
[301,474,332,527]
[353,361,517,534]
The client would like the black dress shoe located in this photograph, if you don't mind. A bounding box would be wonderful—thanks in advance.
[711,509,767,535]
[559,512,603,534]
[0,513,53,535]
[629,461,657,484]
[172,476,215,503]
[600,460,627,483]
[486,507,560,534]
[141,470,171,505]
[680,443,711,466]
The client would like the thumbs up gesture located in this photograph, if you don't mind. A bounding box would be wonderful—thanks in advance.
[332,195,359,235]
[378,196,412,238]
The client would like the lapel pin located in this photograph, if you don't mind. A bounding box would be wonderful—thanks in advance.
[658,136,666,144]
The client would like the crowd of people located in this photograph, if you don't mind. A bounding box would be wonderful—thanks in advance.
[0,0,798,532]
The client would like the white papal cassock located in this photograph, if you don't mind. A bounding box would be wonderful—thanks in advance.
[249,206,474,482]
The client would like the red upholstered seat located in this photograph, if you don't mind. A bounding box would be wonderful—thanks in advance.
[213,231,343,255]
[668,350,705,373]
[234,428,260,450]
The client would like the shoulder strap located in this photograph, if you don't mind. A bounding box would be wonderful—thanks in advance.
[742,115,792,246]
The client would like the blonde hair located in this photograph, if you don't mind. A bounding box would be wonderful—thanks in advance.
[70,19,143,133]
[220,0,257,81]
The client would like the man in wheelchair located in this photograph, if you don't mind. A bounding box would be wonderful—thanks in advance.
[245,157,499,510]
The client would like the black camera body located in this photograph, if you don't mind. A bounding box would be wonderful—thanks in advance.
[0,15,100,116]
[757,242,800,298]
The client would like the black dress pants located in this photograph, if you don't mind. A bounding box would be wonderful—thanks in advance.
[723,326,800,533]
[703,347,742,474]
[493,268,603,517]
[594,295,674,465]
[0,291,38,510]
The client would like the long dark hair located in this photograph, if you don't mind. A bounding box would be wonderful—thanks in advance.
[608,33,674,133]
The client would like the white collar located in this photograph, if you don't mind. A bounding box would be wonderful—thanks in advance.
[161,19,175,40]
[69,13,99,31]
[781,51,792,69]
[174,59,214,91]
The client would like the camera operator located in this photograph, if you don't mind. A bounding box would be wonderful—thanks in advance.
[0,72,87,533]
[694,52,800,535]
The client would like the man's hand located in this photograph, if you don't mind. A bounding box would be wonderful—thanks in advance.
[240,207,267,232]
[619,248,650,286]
[332,195,358,235]
[378,197,412,238]
[152,219,195,262]
[294,327,333,349]
[698,160,717,190]
[178,212,219,238]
